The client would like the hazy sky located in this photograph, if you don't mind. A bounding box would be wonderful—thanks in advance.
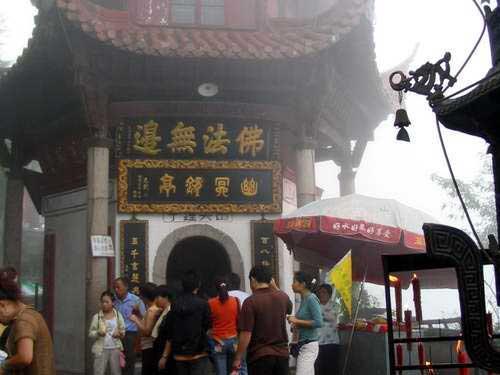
[0,0,495,319]
[317,0,491,224]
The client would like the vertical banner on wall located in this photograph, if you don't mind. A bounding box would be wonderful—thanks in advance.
[251,220,279,282]
[120,220,148,295]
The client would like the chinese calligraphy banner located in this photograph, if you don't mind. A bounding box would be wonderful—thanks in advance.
[114,118,280,161]
[251,220,279,281]
[320,216,402,244]
[118,159,282,214]
[120,220,148,295]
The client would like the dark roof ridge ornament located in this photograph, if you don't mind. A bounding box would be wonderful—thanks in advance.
[389,52,457,105]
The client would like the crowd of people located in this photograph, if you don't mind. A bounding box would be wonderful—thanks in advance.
[98,266,341,375]
[0,265,341,375]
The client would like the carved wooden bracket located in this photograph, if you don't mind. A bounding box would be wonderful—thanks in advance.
[77,69,110,137]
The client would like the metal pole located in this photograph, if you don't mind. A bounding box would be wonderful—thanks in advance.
[384,257,396,375]
[342,266,368,375]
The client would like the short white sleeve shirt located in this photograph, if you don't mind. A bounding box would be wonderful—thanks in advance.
[228,290,250,305]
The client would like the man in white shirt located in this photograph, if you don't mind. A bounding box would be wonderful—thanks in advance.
[228,272,250,306]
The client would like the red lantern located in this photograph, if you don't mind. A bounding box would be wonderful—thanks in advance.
[390,275,403,324]
[412,274,422,323]
[456,340,470,375]
[418,343,425,375]
[486,312,493,337]
[404,309,412,351]
[396,343,403,375]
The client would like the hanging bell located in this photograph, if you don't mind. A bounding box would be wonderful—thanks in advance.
[394,108,411,128]
[394,108,411,142]
[396,127,410,142]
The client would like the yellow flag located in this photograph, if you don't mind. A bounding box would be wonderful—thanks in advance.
[328,250,352,317]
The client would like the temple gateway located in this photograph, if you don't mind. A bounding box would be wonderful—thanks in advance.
[0,0,390,373]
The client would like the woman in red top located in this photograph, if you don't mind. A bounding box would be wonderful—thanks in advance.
[208,277,247,375]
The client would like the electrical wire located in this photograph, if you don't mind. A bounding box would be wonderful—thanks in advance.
[435,115,485,250]
[431,0,494,251]
[442,0,488,94]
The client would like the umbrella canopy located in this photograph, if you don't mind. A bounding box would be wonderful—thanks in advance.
[274,194,456,287]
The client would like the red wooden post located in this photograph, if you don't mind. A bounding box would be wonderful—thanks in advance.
[43,233,56,335]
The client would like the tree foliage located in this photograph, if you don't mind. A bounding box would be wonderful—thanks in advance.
[431,154,496,244]
[337,282,380,322]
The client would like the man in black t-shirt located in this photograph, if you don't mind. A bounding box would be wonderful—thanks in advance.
[159,271,211,375]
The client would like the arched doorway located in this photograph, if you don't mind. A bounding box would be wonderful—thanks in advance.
[167,236,231,298]
[153,224,244,292]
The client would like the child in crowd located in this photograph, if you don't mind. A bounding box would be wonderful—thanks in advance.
[89,291,126,375]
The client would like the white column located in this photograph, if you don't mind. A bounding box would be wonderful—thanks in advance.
[338,166,356,196]
[295,136,317,207]
[85,137,112,329]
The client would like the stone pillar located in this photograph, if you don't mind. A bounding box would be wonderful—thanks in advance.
[3,171,24,272]
[338,166,356,196]
[295,136,317,207]
[295,136,317,282]
[85,136,112,372]
[86,137,112,307]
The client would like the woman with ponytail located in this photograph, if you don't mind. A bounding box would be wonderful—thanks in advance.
[287,271,323,375]
[208,277,246,375]
[0,267,55,375]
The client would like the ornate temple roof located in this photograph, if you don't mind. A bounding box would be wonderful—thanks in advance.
[435,65,500,116]
[0,0,392,198]
[433,64,500,138]
[0,0,391,148]
[55,0,370,60]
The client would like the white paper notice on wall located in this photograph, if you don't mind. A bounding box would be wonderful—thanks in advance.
[91,235,115,257]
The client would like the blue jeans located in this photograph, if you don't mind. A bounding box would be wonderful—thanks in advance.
[209,337,247,375]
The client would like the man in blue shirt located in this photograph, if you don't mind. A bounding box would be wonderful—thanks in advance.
[114,277,145,375]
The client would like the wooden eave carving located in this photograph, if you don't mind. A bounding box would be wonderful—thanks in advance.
[55,0,371,60]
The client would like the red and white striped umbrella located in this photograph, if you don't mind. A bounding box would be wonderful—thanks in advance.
[274,194,455,287]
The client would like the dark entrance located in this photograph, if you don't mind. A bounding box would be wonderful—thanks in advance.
[167,236,231,298]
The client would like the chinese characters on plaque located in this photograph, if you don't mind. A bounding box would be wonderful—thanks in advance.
[120,220,148,295]
[163,213,232,223]
[118,160,282,214]
[115,118,280,161]
[251,221,279,281]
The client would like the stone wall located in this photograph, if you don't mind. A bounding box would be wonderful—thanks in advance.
[42,185,115,375]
